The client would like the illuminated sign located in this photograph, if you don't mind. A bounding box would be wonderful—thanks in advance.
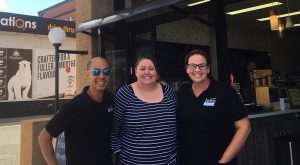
[0,16,37,30]
[0,12,75,37]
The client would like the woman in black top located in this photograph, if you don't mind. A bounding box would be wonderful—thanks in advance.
[177,49,251,165]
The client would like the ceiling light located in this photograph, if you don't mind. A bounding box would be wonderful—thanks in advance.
[257,11,300,21]
[227,2,282,15]
[278,19,284,38]
[270,10,279,31]
[285,0,294,28]
[187,0,210,7]
[294,23,300,27]
[278,19,285,32]
[286,17,294,28]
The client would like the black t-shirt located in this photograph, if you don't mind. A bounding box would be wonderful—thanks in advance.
[177,80,247,165]
[46,86,114,165]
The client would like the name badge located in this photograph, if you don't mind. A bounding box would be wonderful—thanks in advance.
[107,106,113,112]
[203,98,216,106]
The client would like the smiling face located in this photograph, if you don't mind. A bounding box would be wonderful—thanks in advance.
[86,57,110,92]
[186,54,210,83]
[135,59,158,86]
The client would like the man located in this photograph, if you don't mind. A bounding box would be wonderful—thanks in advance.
[38,57,114,165]
[246,61,257,73]
[242,61,257,103]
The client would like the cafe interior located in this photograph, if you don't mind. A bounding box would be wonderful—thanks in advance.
[76,0,300,106]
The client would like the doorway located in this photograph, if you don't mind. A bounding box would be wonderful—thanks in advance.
[128,26,156,82]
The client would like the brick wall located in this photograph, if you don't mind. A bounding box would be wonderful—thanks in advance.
[40,0,75,21]
[75,0,114,93]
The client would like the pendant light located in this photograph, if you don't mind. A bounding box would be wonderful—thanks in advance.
[285,0,294,28]
[278,19,285,32]
[276,1,284,38]
[278,22,284,38]
[270,10,279,30]
[270,0,279,31]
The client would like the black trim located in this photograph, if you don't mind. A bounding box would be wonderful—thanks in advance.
[58,50,88,55]
[80,30,97,37]
[0,99,70,118]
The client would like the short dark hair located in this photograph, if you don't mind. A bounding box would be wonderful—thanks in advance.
[135,56,160,81]
[184,49,213,79]
[184,49,211,67]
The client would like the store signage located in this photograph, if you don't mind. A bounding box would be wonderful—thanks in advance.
[0,11,75,37]
[34,49,76,99]
[0,47,77,101]
[0,48,33,100]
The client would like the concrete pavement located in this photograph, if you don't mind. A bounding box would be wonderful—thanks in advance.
[0,115,52,165]
[0,125,20,165]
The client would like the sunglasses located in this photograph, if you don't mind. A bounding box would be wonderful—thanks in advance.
[89,68,111,76]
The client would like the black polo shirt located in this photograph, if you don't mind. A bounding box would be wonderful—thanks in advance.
[46,86,114,165]
[177,80,247,165]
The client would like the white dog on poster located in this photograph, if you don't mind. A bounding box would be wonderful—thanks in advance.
[7,60,32,100]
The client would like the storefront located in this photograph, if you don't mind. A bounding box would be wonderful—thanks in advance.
[74,0,300,164]
[75,0,300,92]
[0,11,76,117]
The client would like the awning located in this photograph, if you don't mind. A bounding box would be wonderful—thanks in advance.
[74,0,186,33]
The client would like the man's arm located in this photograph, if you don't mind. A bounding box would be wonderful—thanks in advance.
[38,128,58,165]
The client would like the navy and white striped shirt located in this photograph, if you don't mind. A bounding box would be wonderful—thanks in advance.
[111,84,177,165]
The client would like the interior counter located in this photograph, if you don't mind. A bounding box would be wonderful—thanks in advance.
[248,109,300,119]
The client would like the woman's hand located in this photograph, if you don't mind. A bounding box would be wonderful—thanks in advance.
[112,153,119,165]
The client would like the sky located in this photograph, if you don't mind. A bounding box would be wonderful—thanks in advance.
[0,0,65,16]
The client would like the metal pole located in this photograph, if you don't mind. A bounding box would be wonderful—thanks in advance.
[53,43,61,112]
[288,141,294,165]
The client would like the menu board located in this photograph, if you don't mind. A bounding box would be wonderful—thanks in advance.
[287,87,300,108]
[0,48,32,100]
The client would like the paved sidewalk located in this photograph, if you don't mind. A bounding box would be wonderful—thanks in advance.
[0,125,20,165]
[0,115,52,165]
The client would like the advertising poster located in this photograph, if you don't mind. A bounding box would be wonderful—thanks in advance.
[0,48,6,100]
[33,49,76,99]
[0,48,33,101]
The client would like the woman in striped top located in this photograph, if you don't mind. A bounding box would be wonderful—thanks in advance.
[111,56,178,165]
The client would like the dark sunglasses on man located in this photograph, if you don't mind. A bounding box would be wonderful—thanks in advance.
[89,68,111,76]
